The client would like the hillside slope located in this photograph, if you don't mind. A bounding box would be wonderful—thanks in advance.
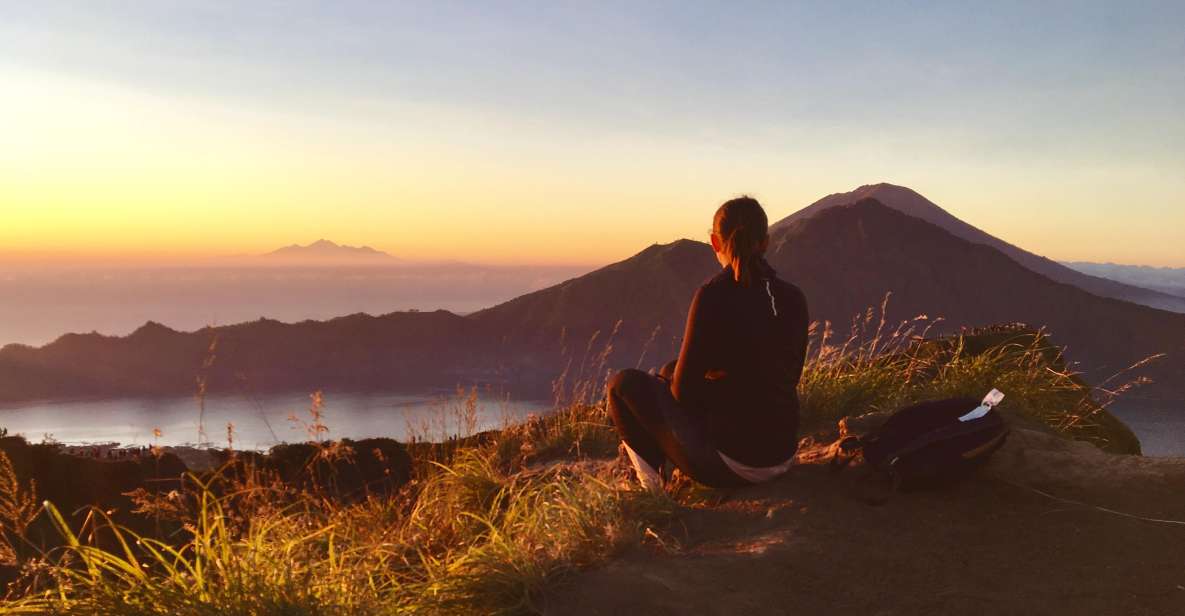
[772,183,1185,313]
[469,239,718,385]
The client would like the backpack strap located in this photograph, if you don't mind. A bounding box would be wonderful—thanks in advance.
[828,435,864,472]
[826,435,898,505]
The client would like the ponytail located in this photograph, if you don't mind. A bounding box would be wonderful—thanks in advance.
[714,197,769,287]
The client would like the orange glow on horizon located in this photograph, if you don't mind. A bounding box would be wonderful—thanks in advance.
[3,70,1184,269]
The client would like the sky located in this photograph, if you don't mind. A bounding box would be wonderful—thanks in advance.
[2,1,1183,266]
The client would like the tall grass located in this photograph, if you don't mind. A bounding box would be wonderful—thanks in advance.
[798,300,1146,452]
[1,390,669,615]
[0,303,1152,614]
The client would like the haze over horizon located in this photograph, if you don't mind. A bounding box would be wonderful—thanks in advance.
[4,6,1185,612]
[3,2,1184,267]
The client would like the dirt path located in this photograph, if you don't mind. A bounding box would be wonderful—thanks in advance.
[543,429,1185,615]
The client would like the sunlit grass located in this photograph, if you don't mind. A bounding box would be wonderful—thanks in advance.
[0,301,1152,614]
[798,300,1145,453]
[1,391,669,615]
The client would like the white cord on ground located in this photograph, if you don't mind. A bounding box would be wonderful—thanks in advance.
[999,478,1185,527]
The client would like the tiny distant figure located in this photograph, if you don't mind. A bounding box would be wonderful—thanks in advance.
[607,196,809,490]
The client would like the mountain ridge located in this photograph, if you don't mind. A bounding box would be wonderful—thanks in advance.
[772,183,1185,314]
[3,192,1183,404]
[767,198,1185,395]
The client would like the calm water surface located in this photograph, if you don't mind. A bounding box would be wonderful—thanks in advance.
[0,391,550,450]
[1109,402,1185,457]
[1,394,1180,456]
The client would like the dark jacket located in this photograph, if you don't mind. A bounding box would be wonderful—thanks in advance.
[670,259,809,466]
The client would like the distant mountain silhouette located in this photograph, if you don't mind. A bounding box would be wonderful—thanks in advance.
[262,240,397,264]
[772,184,1185,314]
[2,195,1183,404]
[1065,262,1185,299]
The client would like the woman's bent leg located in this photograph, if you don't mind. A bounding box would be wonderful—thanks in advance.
[608,368,750,489]
[607,369,667,489]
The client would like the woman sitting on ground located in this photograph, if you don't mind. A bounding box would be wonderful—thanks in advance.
[607,196,809,490]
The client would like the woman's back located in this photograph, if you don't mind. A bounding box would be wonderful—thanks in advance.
[671,261,809,467]
[607,195,809,490]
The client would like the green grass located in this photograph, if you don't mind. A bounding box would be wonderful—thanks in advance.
[0,312,1150,614]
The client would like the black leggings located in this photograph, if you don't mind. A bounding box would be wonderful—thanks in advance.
[606,362,749,488]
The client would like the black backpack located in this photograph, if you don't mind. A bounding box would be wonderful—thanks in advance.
[833,391,1010,491]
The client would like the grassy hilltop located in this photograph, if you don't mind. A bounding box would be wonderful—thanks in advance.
[0,323,1149,614]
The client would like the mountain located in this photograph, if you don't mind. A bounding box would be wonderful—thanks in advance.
[0,312,495,402]
[474,198,1185,399]
[262,240,397,264]
[1065,262,1185,299]
[2,195,1183,404]
[470,240,718,388]
[766,199,1185,397]
[772,184,1185,314]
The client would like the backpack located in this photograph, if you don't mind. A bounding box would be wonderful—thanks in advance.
[833,390,1010,491]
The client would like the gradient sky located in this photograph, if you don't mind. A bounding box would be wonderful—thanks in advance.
[2,1,1183,266]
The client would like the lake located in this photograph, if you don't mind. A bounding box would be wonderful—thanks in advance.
[1109,402,1185,457]
[0,391,551,450]
[0,393,1180,457]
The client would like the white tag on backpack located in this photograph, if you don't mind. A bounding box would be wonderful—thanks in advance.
[958,389,1004,422]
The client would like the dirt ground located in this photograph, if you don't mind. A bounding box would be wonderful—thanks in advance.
[543,428,1185,616]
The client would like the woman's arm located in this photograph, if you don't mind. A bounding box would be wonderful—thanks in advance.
[670,285,717,407]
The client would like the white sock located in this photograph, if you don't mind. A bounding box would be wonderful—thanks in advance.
[623,442,663,493]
